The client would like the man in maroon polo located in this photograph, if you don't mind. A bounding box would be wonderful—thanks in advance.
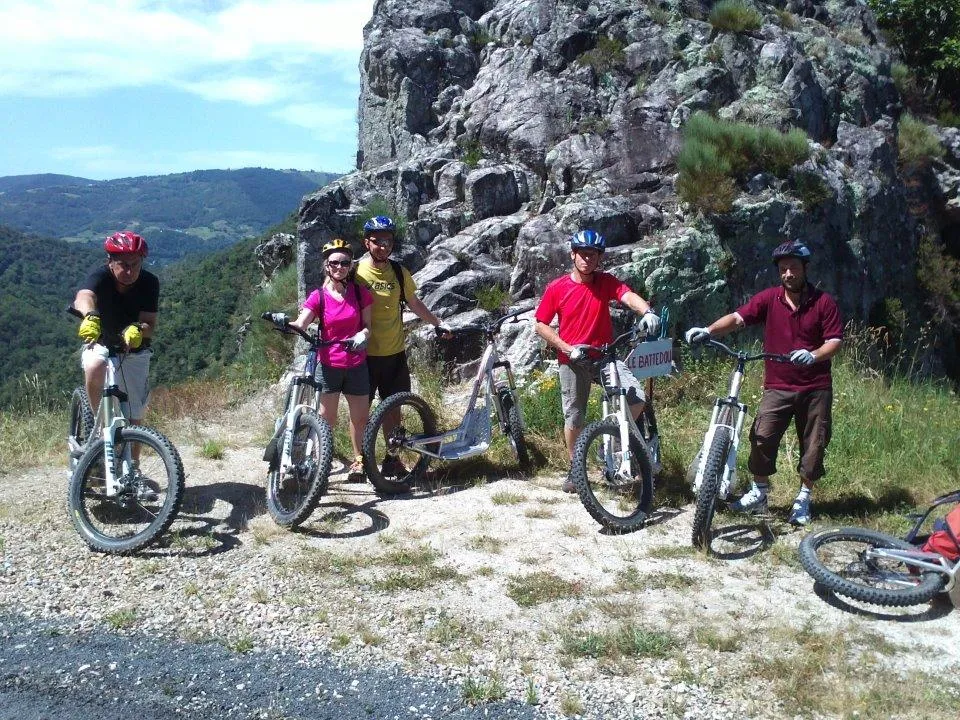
[684,240,843,525]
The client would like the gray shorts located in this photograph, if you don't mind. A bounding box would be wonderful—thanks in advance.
[316,364,370,396]
[81,345,152,420]
[559,360,646,429]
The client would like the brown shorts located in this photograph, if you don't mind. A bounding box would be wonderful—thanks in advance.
[747,387,833,482]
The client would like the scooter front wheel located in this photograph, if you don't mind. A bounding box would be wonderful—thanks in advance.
[362,392,437,495]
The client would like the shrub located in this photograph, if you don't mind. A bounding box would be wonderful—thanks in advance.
[676,112,810,213]
[791,170,833,209]
[868,0,960,102]
[708,0,762,33]
[576,36,626,74]
[474,284,509,311]
[458,137,483,168]
[898,113,945,167]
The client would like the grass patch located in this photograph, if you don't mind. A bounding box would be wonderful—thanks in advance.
[708,0,762,33]
[507,571,581,607]
[474,284,509,311]
[491,490,526,505]
[899,113,945,168]
[199,438,226,460]
[560,692,584,716]
[105,608,137,630]
[371,544,463,592]
[467,535,504,553]
[576,36,626,74]
[694,626,741,652]
[751,624,960,718]
[462,674,506,704]
[524,506,556,519]
[677,112,809,213]
[228,635,255,653]
[562,623,676,659]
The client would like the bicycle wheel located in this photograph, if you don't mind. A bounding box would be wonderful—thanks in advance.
[266,410,333,528]
[68,425,185,554]
[798,527,946,606]
[570,418,652,533]
[68,387,95,472]
[499,387,530,469]
[691,420,732,551]
[362,391,437,495]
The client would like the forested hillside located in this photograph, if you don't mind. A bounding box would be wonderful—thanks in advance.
[153,215,294,385]
[0,168,336,264]
[0,214,290,409]
[0,226,102,408]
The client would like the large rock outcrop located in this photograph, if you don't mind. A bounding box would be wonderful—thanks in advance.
[297,0,960,374]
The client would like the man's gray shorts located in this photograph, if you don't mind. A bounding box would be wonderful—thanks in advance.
[81,345,152,420]
[559,360,646,429]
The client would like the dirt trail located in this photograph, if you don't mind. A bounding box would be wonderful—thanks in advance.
[2,388,958,719]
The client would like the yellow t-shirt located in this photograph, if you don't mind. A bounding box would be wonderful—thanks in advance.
[355,259,419,356]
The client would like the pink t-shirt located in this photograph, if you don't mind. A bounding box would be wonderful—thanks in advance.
[534,272,632,363]
[303,283,374,369]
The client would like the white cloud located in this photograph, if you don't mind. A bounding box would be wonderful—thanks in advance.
[0,0,374,106]
[271,102,356,137]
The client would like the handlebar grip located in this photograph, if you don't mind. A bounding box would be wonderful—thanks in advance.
[260,311,272,320]
[66,305,83,319]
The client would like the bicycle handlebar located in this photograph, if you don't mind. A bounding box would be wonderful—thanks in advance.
[260,312,351,349]
[441,306,529,338]
[695,337,791,364]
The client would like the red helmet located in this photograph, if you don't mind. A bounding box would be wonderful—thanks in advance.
[104,231,148,257]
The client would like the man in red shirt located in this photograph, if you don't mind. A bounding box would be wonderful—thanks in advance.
[685,240,843,525]
[535,230,660,492]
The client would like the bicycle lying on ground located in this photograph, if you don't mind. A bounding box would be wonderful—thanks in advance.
[361,307,530,494]
[568,318,671,533]
[685,336,790,551]
[799,489,960,607]
[66,306,185,554]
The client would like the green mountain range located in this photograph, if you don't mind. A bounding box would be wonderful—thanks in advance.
[0,168,336,264]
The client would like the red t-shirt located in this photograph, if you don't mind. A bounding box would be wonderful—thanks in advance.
[736,285,843,391]
[535,272,632,364]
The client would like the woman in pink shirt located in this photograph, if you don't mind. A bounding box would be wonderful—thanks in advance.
[289,239,374,481]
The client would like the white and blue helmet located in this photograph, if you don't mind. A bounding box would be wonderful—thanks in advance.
[363,215,396,234]
[570,229,606,252]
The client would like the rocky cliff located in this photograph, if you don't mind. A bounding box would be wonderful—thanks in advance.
[296,0,960,373]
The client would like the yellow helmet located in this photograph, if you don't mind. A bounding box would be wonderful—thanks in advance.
[321,238,353,258]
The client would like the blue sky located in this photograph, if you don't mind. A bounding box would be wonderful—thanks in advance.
[0,0,376,180]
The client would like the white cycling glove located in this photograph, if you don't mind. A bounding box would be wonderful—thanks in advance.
[269,312,289,326]
[684,327,710,345]
[435,323,453,337]
[346,329,370,352]
[568,347,586,364]
[790,349,815,365]
[639,311,661,337]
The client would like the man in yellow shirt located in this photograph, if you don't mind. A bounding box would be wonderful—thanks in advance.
[355,215,450,476]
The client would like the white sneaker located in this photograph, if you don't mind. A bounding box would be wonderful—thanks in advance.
[789,494,812,526]
[730,484,768,514]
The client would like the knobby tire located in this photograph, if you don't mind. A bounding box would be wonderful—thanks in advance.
[68,425,185,554]
[570,418,652,534]
[691,424,732,551]
[362,392,437,495]
[798,527,946,607]
[266,410,333,528]
[68,387,95,472]
[500,389,530,469]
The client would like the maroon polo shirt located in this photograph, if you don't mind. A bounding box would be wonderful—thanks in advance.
[735,285,843,391]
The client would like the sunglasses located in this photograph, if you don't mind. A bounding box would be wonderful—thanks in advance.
[326,259,352,268]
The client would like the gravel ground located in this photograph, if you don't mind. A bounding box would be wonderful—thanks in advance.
[0,612,536,719]
[1,389,958,719]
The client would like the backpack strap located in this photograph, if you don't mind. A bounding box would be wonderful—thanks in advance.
[390,259,407,308]
[353,281,364,333]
